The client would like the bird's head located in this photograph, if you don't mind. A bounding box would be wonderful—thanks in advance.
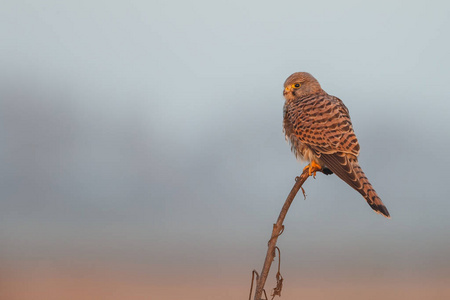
[283,72,323,100]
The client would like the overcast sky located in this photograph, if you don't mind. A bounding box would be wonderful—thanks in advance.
[1,0,450,297]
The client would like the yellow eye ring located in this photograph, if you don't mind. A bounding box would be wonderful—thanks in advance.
[292,83,301,88]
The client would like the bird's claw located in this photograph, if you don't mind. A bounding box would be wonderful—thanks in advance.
[303,161,322,178]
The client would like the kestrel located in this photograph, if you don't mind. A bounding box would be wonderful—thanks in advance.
[282,72,390,218]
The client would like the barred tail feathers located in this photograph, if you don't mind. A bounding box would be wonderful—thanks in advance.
[352,159,390,218]
[319,152,390,218]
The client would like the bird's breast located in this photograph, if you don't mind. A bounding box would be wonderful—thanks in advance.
[283,99,321,164]
[286,134,317,163]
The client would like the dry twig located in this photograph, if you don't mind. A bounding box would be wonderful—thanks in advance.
[271,246,283,299]
[251,166,318,300]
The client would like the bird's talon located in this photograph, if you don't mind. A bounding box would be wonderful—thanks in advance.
[304,161,322,177]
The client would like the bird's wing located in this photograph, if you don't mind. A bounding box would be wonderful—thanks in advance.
[285,94,390,218]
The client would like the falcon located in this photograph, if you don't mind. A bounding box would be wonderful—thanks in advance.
[282,72,390,218]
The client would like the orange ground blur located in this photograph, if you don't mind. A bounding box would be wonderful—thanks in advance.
[1,263,449,300]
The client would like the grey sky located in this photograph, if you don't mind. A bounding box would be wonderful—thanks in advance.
[1,0,450,282]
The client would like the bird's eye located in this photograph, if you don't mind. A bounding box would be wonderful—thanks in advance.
[292,83,301,88]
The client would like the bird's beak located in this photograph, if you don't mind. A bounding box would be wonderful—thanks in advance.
[283,86,292,95]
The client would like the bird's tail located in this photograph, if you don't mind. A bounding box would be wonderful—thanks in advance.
[320,153,390,218]
[351,159,390,218]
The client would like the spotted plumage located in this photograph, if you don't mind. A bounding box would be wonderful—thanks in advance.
[283,72,390,218]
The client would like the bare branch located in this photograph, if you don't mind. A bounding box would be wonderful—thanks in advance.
[251,166,315,300]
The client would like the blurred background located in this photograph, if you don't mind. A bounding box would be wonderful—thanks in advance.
[1,1,449,299]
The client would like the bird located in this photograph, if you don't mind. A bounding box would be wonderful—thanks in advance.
[282,72,390,218]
